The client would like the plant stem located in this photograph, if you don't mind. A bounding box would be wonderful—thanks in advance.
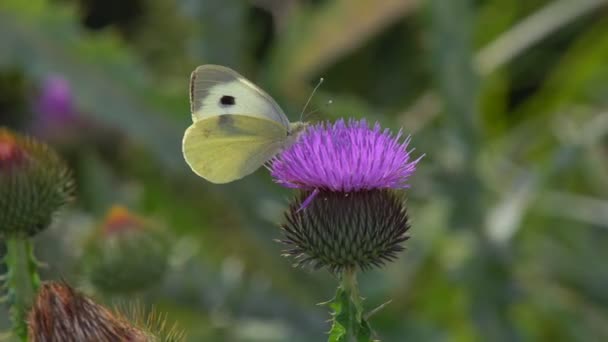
[342,267,358,297]
[327,266,372,342]
[341,267,359,342]
[5,237,40,341]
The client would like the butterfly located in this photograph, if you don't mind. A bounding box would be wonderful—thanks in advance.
[182,65,307,183]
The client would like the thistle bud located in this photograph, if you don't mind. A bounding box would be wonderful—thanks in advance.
[280,190,409,273]
[28,282,153,341]
[0,128,74,238]
[83,206,170,294]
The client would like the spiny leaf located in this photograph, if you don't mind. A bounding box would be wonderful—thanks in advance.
[326,286,373,342]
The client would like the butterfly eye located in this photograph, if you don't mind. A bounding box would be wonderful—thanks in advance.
[220,95,236,106]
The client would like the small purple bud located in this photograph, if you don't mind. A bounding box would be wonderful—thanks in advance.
[34,75,75,123]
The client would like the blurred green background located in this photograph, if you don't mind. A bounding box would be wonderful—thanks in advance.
[1,0,608,340]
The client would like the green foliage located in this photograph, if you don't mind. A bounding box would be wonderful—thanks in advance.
[1,0,608,340]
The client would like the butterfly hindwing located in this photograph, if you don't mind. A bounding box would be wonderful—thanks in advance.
[182,114,287,184]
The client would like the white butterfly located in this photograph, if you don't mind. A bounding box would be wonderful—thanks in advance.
[182,65,307,183]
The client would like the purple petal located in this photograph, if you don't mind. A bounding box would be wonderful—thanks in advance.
[270,119,422,191]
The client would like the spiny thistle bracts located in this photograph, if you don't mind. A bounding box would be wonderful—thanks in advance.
[28,282,151,342]
[279,190,409,273]
[0,128,74,238]
[28,281,184,342]
[83,206,170,294]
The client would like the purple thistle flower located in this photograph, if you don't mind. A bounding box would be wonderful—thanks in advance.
[31,75,80,140]
[270,119,421,192]
[34,75,75,122]
[274,119,422,273]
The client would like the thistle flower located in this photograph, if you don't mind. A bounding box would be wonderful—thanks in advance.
[34,75,75,124]
[28,282,162,342]
[31,75,82,142]
[271,119,421,272]
[0,128,74,237]
[270,119,419,192]
[83,206,170,294]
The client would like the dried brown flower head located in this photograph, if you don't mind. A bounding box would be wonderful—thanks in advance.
[28,282,151,342]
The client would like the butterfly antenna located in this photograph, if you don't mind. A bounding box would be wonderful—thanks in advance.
[299,77,324,122]
[303,99,333,121]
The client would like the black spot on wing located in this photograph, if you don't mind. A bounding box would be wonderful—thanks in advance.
[220,95,236,106]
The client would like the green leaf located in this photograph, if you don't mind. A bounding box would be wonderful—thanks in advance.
[515,16,608,118]
[428,0,479,145]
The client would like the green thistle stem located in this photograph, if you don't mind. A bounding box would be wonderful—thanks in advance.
[342,267,361,342]
[5,237,41,341]
[327,267,372,342]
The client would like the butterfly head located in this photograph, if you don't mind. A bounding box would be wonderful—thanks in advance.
[288,122,309,137]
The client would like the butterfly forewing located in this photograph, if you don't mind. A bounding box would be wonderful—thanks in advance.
[189,65,290,128]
